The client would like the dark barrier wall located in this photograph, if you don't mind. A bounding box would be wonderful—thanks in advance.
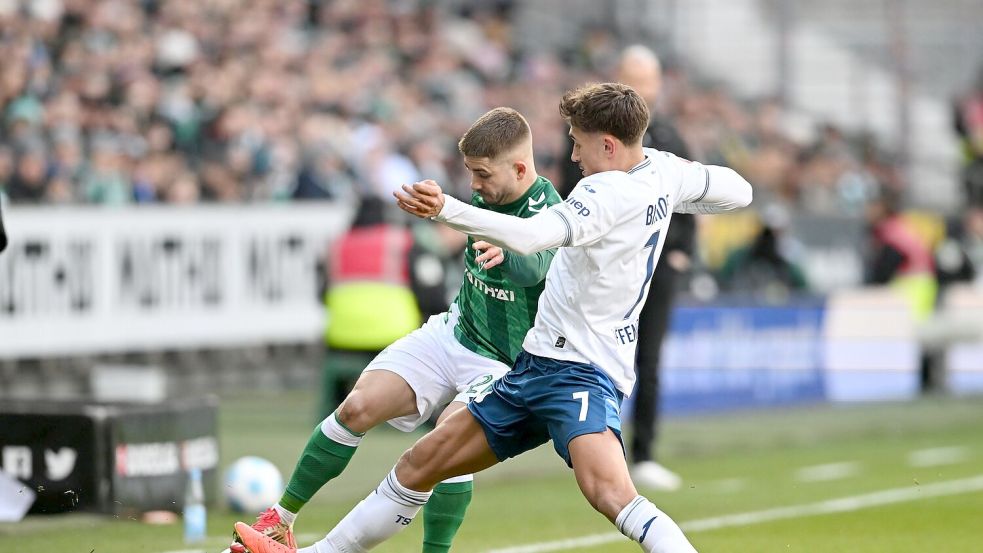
[0,396,218,514]
[0,409,108,513]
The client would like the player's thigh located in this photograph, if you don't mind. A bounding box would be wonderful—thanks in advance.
[567,430,638,521]
[398,407,500,490]
[435,399,467,426]
[338,368,420,432]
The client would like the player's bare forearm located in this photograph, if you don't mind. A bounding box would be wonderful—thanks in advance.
[394,180,445,218]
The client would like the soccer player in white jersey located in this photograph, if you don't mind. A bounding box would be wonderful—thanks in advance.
[235,83,752,553]
[228,108,561,553]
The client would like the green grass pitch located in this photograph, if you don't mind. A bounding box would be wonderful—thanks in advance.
[3,392,981,552]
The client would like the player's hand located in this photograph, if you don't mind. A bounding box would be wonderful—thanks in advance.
[394,180,445,218]
[473,240,505,271]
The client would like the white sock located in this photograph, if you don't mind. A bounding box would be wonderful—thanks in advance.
[321,412,365,447]
[299,469,432,553]
[616,496,697,553]
[273,503,296,526]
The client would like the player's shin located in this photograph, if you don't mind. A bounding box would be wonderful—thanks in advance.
[422,474,473,553]
[616,496,696,553]
[279,412,364,517]
[303,468,432,553]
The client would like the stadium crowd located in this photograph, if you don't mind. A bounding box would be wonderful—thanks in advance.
[0,0,900,216]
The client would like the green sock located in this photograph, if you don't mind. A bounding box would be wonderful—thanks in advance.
[278,416,362,514]
[422,480,473,553]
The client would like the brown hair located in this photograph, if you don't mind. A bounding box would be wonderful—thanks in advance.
[559,83,649,145]
[458,107,531,159]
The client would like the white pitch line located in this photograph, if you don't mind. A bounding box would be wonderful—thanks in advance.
[794,461,860,482]
[701,478,746,494]
[484,474,983,553]
[908,446,970,467]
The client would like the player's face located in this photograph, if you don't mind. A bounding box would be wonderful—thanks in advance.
[463,156,518,205]
[568,126,608,177]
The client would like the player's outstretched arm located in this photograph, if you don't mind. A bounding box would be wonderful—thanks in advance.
[395,181,567,256]
[669,155,753,214]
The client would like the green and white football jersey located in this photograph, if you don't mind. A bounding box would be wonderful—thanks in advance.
[453,176,562,365]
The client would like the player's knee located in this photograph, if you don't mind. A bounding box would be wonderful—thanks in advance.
[580,474,637,520]
[336,391,382,433]
[589,486,637,520]
[395,441,442,490]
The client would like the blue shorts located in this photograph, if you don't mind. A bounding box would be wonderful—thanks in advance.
[467,351,625,467]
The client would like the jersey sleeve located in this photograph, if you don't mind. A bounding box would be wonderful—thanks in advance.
[550,177,621,247]
[435,196,568,256]
[500,249,555,287]
[665,152,753,214]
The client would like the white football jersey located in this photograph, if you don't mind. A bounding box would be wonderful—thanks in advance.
[521,148,725,395]
[434,147,752,396]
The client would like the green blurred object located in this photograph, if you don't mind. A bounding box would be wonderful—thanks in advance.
[5,95,44,125]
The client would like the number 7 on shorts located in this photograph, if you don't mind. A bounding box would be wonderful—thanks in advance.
[573,391,589,421]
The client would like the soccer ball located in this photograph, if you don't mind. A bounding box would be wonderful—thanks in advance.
[224,456,284,514]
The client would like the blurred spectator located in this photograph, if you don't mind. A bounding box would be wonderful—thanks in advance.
[0,0,908,226]
[935,206,983,288]
[7,148,51,204]
[864,189,937,320]
[718,204,808,302]
[954,65,983,206]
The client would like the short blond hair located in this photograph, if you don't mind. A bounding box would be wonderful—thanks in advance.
[458,107,531,159]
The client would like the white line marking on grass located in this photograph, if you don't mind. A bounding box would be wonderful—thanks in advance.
[701,478,746,493]
[794,461,860,482]
[484,474,983,553]
[908,446,970,467]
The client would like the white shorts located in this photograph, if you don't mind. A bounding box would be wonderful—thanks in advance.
[363,304,511,432]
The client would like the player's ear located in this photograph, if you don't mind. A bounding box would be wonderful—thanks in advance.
[513,160,527,180]
[603,135,617,156]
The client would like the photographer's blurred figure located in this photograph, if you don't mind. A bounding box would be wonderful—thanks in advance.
[864,188,937,321]
[935,207,983,288]
[718,204,808,302]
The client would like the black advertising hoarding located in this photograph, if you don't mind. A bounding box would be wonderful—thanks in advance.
[109,397,219,512]
[0,397,217,514]
[0,406,109,513]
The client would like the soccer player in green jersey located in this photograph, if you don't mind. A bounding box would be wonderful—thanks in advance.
[229,107,561,553]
